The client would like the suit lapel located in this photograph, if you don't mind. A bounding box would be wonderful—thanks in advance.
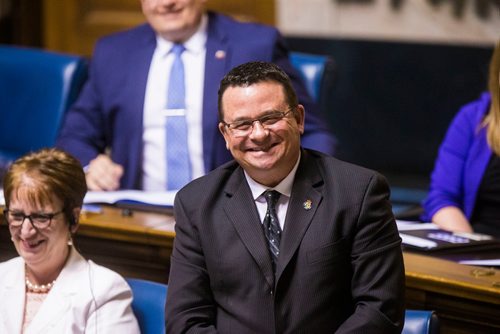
[124,25,157,188]
[0,258,25,334]
[25,248,84,333]
[203,13,230,171]
[223,168,275,288]
[276,151,324,282]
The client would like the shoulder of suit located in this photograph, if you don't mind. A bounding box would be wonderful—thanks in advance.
[305,148,381,180]
[208,11,278,36]
[95,23,154,49]
[454,91,490,126]
[0,256,23,273]
[176,160,240,197]
[0,257,23,286]
[86,259,128,285]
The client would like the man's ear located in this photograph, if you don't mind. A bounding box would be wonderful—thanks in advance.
[295,104,306,134]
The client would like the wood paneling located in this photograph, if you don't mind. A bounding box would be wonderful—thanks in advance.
[42,0,275,56]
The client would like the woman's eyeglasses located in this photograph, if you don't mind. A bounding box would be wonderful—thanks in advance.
[3,209,63,229]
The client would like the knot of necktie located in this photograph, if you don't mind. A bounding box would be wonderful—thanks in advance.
[170,43,185,56]
[264,190,280,209]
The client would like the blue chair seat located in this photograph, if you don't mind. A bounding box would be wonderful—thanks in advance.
[126,278,167,334]
[403,310,440,334]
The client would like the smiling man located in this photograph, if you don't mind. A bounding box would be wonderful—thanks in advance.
[165,61,405,333]
[56,0,336,191]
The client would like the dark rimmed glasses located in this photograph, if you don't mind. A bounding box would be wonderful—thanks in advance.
[222,107,295,137]
[3,209,63,230]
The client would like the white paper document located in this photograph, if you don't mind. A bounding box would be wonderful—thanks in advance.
[396,220,440,231]
[458,259,500,266]
[399,233,438,249]
[84,190,177,207]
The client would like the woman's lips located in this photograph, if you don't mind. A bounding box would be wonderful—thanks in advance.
[22,239,44,250]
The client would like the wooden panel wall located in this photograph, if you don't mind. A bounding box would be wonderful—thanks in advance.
[42,0,275,56]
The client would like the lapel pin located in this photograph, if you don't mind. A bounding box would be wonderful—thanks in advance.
[215,50,226,59]
[303,199,312,210]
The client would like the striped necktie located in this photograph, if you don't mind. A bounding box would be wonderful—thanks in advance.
[262,190,282,272]
[165,44,191,190]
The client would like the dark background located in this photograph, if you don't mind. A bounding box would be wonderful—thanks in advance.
[286,37,493,190]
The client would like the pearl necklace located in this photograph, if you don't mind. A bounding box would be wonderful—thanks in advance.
[25,277,56,293]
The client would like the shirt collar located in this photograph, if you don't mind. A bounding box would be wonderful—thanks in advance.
[245,153,301,201]
[155,14,208,56]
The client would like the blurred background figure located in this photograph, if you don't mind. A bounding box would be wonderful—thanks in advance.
[422,41,500,237]
[0,148,139,333]
[56,0,336,192]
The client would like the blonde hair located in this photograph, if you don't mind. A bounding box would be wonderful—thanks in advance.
[483,41,500,155]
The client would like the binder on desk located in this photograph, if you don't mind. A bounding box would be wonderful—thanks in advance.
[397,221,500,255]
[84,190,175,214]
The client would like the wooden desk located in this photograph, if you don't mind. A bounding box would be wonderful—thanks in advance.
[0,206,175,283]
[1,207,499,332]
[404,252,500,333]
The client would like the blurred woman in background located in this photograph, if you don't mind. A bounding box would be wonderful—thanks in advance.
[422,41,500,237]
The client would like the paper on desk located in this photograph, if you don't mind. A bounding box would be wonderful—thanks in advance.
[399,233,438,249]
[84,190,177,207]
[396,220,440,231]
[459,259,500,266]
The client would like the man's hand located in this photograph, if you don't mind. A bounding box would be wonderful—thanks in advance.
[85,154,124,191]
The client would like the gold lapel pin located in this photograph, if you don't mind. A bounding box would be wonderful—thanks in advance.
[303,199,312,210]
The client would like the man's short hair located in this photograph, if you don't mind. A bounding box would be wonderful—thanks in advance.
[218,61,298,121]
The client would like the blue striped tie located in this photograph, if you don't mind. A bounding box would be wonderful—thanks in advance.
[166,44,191,190]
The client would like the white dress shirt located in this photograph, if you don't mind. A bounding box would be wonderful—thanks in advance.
[245,155,301,231]
[142,15,208,190]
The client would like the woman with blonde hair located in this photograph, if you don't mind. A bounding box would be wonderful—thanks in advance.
[0,148,139,333]
[422,41,500,237]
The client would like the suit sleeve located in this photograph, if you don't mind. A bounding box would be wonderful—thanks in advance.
[271,32,338,156]
[421,98,486,221]
[165,193,218,333]
[56,40,108,167]
[336,173,405,333]
[86,267,141,333]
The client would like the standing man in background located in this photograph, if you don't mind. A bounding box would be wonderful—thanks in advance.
[57,0,336,191]
[165,61,405,333]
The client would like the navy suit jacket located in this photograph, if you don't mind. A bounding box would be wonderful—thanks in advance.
[56,12,337,189]
[166,149,405,333]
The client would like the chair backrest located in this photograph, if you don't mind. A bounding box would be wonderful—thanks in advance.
[0,45,87,164]
[126,278,167,334]
[403,310,440,334]
[289,51,335,105]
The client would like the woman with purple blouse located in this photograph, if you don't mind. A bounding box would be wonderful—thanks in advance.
[422,42,500,238]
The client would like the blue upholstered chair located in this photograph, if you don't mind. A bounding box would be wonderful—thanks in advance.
[126,278,167,334]
[0,45,87,166]
[403,310,440,334]
[289,51,335,105]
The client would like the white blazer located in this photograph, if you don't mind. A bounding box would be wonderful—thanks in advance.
[0,247,140,334]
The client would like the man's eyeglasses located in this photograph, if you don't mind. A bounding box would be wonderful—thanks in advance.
[222,107,295,137]
[3,209,63,230]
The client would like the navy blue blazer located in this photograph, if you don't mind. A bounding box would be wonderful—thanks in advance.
[57,12,337,189]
